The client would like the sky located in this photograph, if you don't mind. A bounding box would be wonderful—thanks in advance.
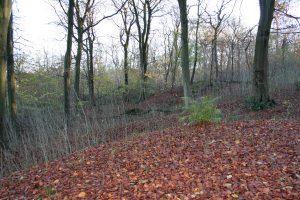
[15,0,261,56]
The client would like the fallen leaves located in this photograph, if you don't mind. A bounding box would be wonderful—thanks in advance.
[0,119,299,199]
[78,191,87,198]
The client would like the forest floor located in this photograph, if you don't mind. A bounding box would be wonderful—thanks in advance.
[0,87,300,199]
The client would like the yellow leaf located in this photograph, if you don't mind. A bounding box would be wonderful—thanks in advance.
[53,179,59,184]
[235,139,240,144]
[244,173,252,177]
[232,193,239,198]
[73,172,79,177]
[224,183,232,188]
[78,192,87,198]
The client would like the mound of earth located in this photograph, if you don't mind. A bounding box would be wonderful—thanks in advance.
[1,119,299,199]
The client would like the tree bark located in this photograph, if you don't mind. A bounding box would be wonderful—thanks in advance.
[124,44,129,85]
[0,0,12,146]
[178,0,192,108]
[87,34,95,106]
[7,13,16,130]
[74,18,83,98]
[253,0,275,102]
[190,3,201,85]
[131,0,156,101]
[64,0,74,127]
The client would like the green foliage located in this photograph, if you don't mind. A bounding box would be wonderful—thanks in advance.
[245,97,275,111]
[18,72,64,111]
[181,96,222,124]
[44,186,56,196]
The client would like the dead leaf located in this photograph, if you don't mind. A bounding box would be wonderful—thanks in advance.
[78,191,87,198]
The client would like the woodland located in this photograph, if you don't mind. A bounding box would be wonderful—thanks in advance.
[0,0,300,199]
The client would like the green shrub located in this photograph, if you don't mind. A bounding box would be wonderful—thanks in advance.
[245,97,275,111]
[181,96,222,124]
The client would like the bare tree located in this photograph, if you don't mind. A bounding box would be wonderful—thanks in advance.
[253,0,275,102]
[74,0,95,98]
[7,13,16,130]
[0,0,12,146]
[169,10,181,89]
[113,0,135,86]
[177,0,191,108]
[85,12,96,106]
[190,0,205,85]
[64,0,74,127]
[204,0,236,85]
[130,0,162,101]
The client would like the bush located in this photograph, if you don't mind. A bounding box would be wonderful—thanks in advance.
[181,96,222,124]
[245,96,275,111]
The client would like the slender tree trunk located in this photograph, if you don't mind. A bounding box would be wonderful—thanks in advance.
[209,41,214,86]
[231,42,234,82]
[74,21,83,98]
[171,27,180,89]
[64,0,74,127]
[178,0,192,108]
[201,43,208,83]
[139,44,147,101]
[190,3,201,85]
[213,39,218,81]
[171,48,180,89]
[253,0,275,102]
[87,35,95,106]
[0,0,12,146]
[124,43,129,85]
[7,13,16,130]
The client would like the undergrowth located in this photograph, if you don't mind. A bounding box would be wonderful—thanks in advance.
[245,97,276,111]
[181,96,222,124]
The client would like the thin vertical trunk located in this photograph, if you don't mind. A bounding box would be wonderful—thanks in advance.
[139,52,146,101]
[170,26,180,89]
[171,48,180,89]
[190,3,201,85]
[209,41,214,86]
[7,13,16,130]
[88,41,95,106]
[178,0,192,108]
[0,0,12,146]
[74,21,83,98]
[124,44,129,85]
[253,0,275,102]
[281,36,287,69]
[231,42,234,82]
[64,0,74,127]
[213,39,218,81]
[201,43,208,82]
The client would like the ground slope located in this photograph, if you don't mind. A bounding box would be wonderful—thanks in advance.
[1,119,299,199]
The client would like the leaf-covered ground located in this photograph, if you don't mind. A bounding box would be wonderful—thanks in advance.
[1,119,299,199]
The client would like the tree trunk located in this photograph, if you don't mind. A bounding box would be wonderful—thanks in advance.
[139,43,147,101]
[213,39,219,81]
[87,32,96,106]
[7,13,16,130]
[190,3,201,85]
[64,0,74,127]
[253,0,275,102]
[124,43,129,85]
[171,26,180,89]
[0,0,12,146]
[74,20,83,98]
[178,0,192,108]
[88,39,95,106]
[231,42,234,82]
